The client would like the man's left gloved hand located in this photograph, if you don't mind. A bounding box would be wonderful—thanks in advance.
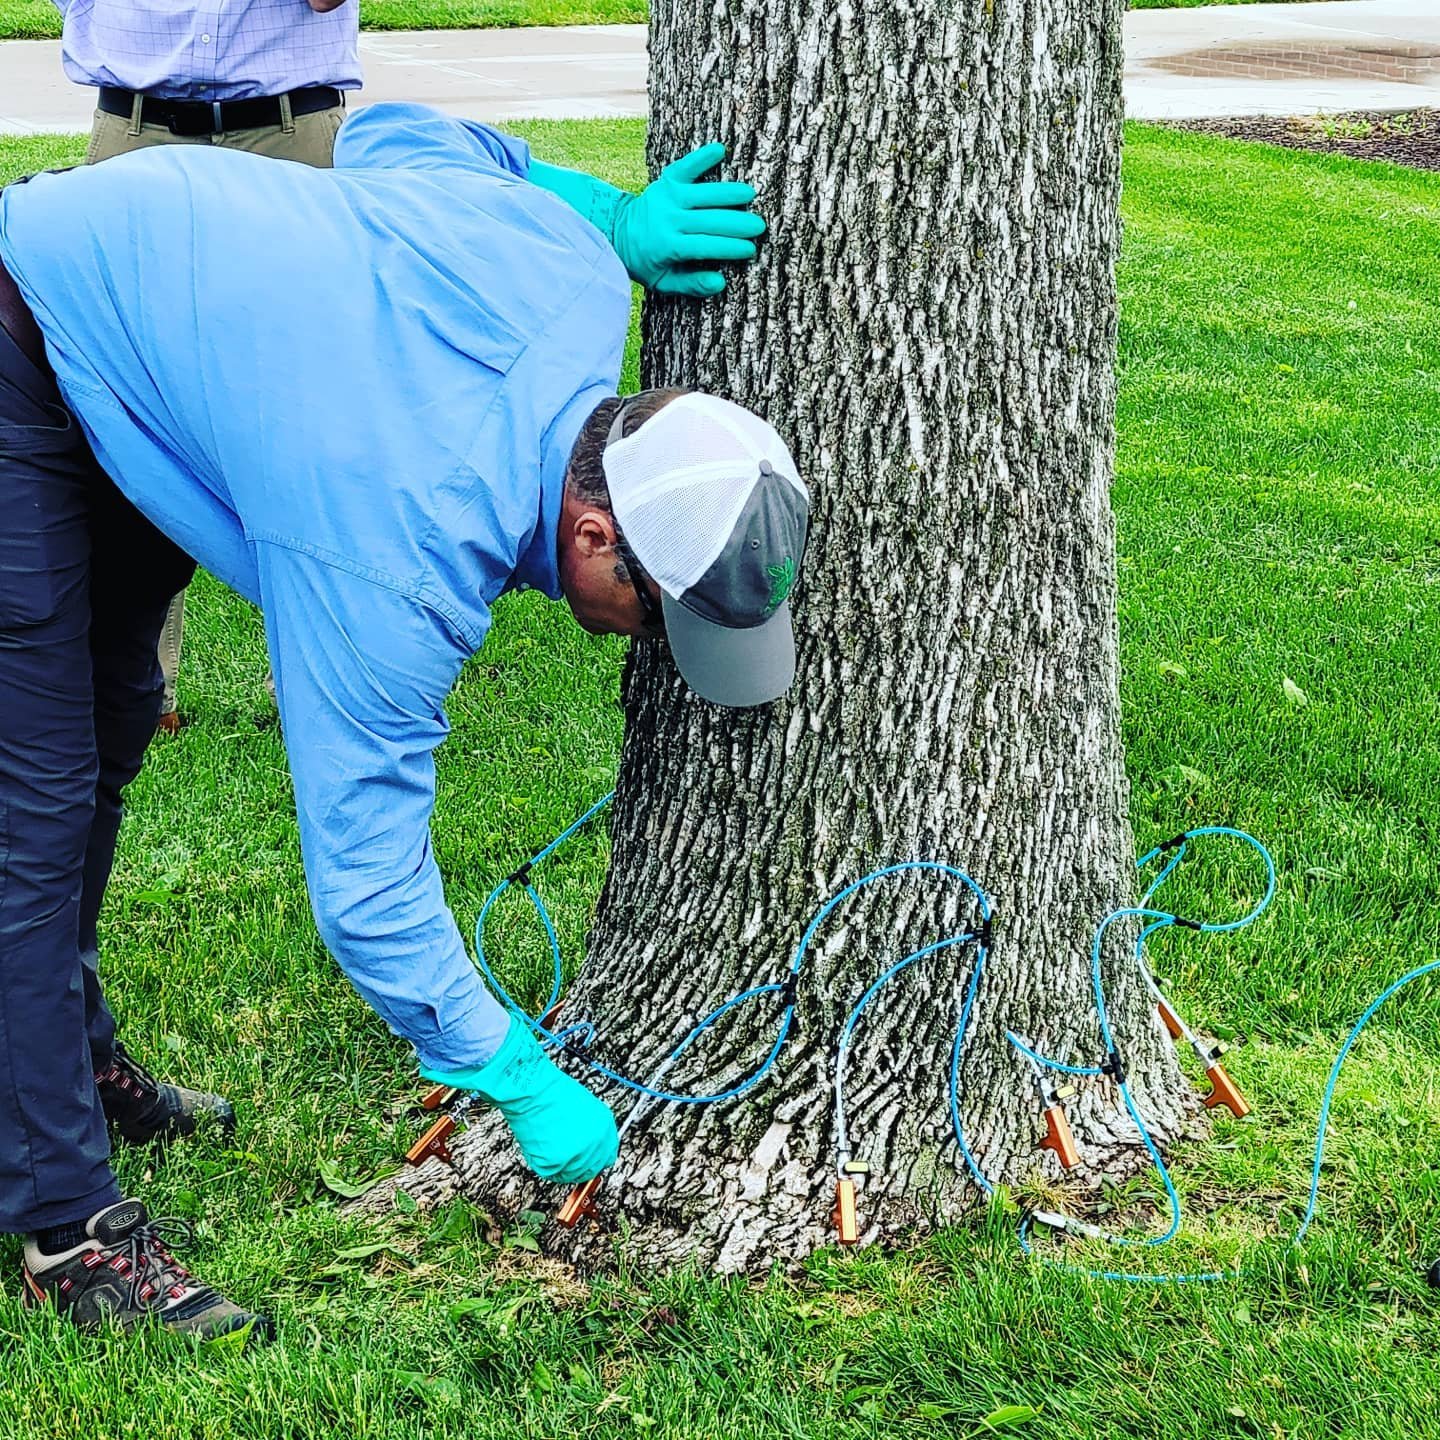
[419,1017,618,1183]
[611,144,767,296]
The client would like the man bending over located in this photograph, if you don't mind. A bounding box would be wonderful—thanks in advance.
[0,103,807,1343]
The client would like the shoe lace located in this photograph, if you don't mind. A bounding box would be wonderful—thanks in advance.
[106,1042,161,1095]
[114,1218,205,1311]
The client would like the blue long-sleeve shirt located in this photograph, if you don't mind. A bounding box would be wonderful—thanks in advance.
[0,102,630,1071]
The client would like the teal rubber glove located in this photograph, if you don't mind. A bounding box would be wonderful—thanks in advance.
[529,144,765,297]
[419,1018,618,1183]
[612,143,766,296]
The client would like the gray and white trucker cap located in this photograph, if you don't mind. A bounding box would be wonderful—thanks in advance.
[602,393,809,708]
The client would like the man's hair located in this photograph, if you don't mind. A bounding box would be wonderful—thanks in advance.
[565,387,687,581]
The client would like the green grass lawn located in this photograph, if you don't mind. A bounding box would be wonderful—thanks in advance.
[0,0,645,40]
[0,0,1327,34]
[1130,0,1328,8]
[2,122,1440,1437]
[0,0,1344,41]
[0,0,61,38]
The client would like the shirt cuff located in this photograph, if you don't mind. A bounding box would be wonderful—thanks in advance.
[409,991,515,1074]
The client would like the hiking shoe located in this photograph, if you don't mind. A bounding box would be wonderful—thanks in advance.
[22,1199,271,1345]
[97,1041,235,1147]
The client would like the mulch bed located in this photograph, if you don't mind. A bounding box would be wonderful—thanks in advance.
[1170,107,1440,172]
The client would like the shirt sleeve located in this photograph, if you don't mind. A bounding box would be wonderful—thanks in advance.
[254,542,513,1073]
[333,102,530,179]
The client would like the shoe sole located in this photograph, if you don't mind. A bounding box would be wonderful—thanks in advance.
[23,1265,271,1348]
[199,1314,274,1350]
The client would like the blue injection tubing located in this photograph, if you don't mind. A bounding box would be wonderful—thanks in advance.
[474,799,1433,1282]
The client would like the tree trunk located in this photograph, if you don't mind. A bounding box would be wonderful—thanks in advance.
[357,0,1200,1273]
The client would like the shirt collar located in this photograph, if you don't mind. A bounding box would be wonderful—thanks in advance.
[510,384,613,600]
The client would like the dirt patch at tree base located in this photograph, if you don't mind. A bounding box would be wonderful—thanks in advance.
[1170,108,1440,172]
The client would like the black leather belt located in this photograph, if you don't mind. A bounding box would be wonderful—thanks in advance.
[97,85,343,137]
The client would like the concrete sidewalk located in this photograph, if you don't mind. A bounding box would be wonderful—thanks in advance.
[358,23,644,121]
[1,3,1436,136]
[1126,0,1439,119]
[0,24,647,134]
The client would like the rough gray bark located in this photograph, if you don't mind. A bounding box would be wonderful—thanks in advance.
[355,0,1199,1272]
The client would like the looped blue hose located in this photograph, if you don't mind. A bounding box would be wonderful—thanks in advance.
[474,799,990,1113]
[1001,826,1440,1284]
[1293,957,1440,1245]
[474,801,1427,1283]
[1002,828,1275,1282]
[1136,825,1277,931]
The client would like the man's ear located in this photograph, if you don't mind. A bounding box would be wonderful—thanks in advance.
[572,509,619,559]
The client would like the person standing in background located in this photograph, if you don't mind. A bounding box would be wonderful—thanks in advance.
[54,0,360,729]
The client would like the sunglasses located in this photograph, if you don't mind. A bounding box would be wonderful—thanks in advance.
[616,532,665,637]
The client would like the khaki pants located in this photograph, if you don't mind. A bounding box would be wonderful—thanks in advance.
[87,94,344,713]
[87,94,344,168]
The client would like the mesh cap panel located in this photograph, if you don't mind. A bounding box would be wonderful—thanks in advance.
[603,394,803,595]
[624,476,755,595]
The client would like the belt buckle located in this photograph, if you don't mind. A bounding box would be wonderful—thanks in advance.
[166,101,223,137]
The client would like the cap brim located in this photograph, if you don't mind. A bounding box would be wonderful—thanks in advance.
[660,594,796,708]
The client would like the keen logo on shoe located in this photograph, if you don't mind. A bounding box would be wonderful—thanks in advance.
[92,1200,147,1243]
[22,1200,271,1344]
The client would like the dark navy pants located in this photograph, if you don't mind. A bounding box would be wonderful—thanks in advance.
[0,319,194,1232]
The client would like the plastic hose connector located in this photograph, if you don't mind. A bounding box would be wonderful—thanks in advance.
[833,1179,859,1244]
[405,1113,458,1167]
[1203,1063,1250,1119]
[556,1174,604,1228]
[1039,1104,1081,1170]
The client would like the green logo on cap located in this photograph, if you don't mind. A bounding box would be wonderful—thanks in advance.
[764,556,795,617]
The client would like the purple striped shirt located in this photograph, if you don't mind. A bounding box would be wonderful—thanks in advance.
[54,0,362,100]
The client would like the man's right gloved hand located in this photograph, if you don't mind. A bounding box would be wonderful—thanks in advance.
[608,144,765,296]
[419,1018,618,1183]
[527,146,765,297]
